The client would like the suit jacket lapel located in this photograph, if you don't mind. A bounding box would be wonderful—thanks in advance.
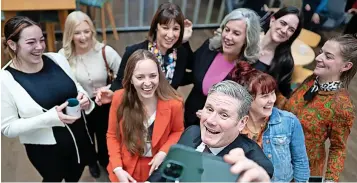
[217,135,244,157]
[198,50,218,86]
[177,125,202,149]
[151,99,170,148]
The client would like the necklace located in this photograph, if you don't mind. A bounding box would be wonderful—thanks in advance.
[246,119,267,140]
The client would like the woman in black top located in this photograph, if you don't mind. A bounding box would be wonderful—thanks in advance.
[255,7,303,98]
[111,2,192,90]
[1,16,94,182]
[95,2,193,106]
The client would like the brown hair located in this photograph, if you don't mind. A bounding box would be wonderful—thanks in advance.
[148,2,184,48]
[330,34,357,88]
[3,16,40,59]
[117,49,181,155]
[231,61,277,97]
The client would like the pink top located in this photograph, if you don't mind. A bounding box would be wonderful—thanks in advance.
[202,53,236,96]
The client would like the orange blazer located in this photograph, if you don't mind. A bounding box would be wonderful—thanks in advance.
[107,89,184,182]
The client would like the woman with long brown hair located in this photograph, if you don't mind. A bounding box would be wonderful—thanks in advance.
[106,49,184,182]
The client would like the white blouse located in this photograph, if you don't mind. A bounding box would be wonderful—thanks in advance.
[143,111,157,157]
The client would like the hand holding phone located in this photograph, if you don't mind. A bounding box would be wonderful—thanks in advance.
[159,144,239,182]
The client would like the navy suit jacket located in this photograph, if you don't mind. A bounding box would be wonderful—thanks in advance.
[147,125,274,182]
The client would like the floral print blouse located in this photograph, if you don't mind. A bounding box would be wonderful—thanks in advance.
[281,76,355,182]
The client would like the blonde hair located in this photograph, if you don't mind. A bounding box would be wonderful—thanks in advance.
[62,11,98,63]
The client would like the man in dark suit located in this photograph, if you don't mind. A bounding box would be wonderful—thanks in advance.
[148,80,274,182]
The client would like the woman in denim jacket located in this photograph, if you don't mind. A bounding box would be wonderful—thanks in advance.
[232,62,310,182]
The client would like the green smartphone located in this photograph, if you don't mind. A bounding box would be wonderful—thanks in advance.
[159,144,239,182]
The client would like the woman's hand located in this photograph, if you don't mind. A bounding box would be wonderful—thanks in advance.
[348,8,357,14]
[114,168,136,183]
[312,13,320,24]
[182,19,193,43]
[148,151,167,176]
[56,101,80,124]
[77,92,90,110]
[95,88,114,106]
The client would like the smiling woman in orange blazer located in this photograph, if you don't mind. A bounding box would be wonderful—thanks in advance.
[106,49,184,182]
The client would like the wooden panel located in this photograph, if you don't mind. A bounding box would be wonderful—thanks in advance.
[298,28,322,48]
[1,0,75,11]
[291,39,316,66]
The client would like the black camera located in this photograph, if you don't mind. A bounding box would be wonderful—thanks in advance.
[162,160,184,179]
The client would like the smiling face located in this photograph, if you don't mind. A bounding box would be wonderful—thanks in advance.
[200,92,248,148]
[269,14,299,43]
[313,40,353,81]
[221,20,247,57]
[250,90,276,118]
[156,20,181,51]
[11,25,46,65]
[131,58,160,100]
[73,21,93,52]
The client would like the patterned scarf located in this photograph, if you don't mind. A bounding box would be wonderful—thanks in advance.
[148,41,177,84]
[303,77,342,101]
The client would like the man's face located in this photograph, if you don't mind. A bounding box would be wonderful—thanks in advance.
[200,92,248,148]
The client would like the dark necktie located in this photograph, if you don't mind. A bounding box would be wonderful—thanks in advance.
[203,145,213,154]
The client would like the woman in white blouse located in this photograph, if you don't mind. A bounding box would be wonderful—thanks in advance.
[58,11,121,177]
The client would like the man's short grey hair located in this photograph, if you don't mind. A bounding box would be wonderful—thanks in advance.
[208,80,253,119]
[209,8,261,64]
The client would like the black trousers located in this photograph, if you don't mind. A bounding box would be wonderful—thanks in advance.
[86,102,110,167]
[24,119,92,182]
[25,144,85,182]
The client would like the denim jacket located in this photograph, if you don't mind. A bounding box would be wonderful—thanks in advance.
[262,107,310,182]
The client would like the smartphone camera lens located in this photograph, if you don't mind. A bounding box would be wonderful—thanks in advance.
[163,162,183,179]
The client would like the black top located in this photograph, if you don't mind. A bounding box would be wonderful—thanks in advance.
[110,40,193,90]
[253,60,270,73]
[6,55,77,109]
[253,59,293,98]
[147,125,274,182]
[7,56,93,164]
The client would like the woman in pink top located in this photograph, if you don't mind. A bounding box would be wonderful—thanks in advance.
[184,8,261,127]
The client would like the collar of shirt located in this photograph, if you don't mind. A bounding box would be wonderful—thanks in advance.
[196,142,228,155]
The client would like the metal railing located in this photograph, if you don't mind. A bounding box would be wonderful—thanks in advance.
[98,0,226,33]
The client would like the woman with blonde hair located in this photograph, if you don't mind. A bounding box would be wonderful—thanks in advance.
[59,10,122,177]
[107,49,184,182]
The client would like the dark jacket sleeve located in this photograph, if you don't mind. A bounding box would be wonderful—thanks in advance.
[245,143,274,178]
[110,42,145,91]
[180,39,210,86]
[110,46,134,91]
[179,42,194,86]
